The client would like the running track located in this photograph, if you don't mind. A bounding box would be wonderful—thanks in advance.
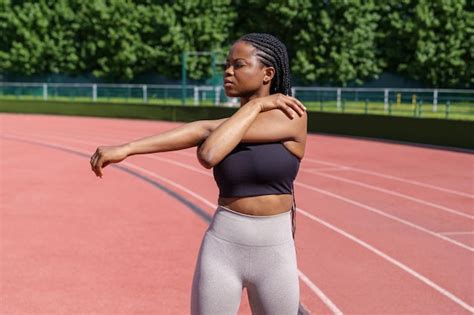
[1,113,473,314]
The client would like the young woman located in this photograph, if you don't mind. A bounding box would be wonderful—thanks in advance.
[90,33,307,314]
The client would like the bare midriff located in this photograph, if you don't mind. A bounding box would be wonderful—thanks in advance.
[218,194,293,216]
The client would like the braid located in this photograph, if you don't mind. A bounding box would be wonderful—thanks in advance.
[238,33,292,96]
[238,33,296,240]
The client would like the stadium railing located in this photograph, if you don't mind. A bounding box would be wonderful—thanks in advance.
[0,82,472,120]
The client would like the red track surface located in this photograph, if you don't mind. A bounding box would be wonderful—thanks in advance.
[1,113,473,314]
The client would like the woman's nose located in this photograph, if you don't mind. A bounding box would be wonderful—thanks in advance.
[224,66,234,76]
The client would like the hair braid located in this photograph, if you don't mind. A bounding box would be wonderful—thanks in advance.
[238,33,296,240]
[238,33,292,96]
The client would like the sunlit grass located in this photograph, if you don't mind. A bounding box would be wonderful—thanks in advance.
[0,95,472,120]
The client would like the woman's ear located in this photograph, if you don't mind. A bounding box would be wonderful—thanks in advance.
[263,67,275,84]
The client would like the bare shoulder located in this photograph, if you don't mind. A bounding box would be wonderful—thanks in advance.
[198,109,307,159]
[262,108,307,141]
[244,109,307,159]
[264,109,307,160]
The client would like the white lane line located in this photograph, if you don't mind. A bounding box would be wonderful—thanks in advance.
[29,130,213,177]
[11,130,474,253]
[8,131,474,252]
[304,169,474,220]
[3,133,341,315]
[303,158,474,199]
[174,150,474,201]
[305,167,350,172]
[298,270,343,315]
[8,132,474,313]
[23,124,471,199]
[295,181,473,252]
[32,133,474,314]
[297,208,474,314]
[438,231,474,236]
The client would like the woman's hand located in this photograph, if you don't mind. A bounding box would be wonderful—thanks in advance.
[90,144,129,178]
[254,93,307,119]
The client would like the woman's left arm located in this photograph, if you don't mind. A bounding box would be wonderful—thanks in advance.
[197,94,306,169]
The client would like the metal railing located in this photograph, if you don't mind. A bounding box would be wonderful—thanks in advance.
[1,82,472,120]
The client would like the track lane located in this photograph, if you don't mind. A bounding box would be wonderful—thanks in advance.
[304,136,473,196]
[5,130,472,314]
[1,134,336,315]
[6,113,471,198]
[2,114,473,314]
[0,137,208,314]
[302,168,473,217]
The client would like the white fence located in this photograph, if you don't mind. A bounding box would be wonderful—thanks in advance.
[0,82,472,112]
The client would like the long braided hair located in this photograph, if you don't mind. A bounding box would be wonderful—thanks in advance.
[238,33,297,240]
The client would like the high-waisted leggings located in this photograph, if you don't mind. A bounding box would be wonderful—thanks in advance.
[191,205,299,315]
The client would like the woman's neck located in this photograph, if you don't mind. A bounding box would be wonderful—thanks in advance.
[240,90,270,107]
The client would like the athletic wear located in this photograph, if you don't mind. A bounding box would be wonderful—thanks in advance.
[191,205,299,315]
[212,142,300,198]
[192,141,301,313]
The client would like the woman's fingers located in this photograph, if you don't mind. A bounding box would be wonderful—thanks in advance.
[283,97,306,118]
[90,148,104,178]
[95,156,104,178]
[290,97,306,115]
[282,103,297,119]
[89,145,127,178]
[278,97,295,119]
[260,94,306,117]
[90,152,97,173]
[291,96,305,108]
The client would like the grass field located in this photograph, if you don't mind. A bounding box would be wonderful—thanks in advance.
[0,94,472,121]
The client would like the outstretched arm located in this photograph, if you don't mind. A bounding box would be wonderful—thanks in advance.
[125,120,216,156]
[90,119,225,178]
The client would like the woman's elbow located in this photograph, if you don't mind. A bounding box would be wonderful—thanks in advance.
[197,147,216,169]
[198,156,214,169]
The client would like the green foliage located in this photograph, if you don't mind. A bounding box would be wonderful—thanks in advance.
[160,0,236,80]
[0,0,471,87]
[228,0,382,86]
[289,0,382,86]
[378,0,471,87]
[0,0,78,75]
[69,1,145,80]
[0,0,235,81]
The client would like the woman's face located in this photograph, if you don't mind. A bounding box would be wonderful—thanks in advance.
[223,41,274,98]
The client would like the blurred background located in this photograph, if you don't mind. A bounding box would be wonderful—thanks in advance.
[0,0,472,120]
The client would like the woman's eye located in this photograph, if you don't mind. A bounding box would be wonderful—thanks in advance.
[222,63,244,71]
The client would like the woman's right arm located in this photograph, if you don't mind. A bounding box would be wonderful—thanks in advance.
[90,119,227,178]
[125,119,226,156]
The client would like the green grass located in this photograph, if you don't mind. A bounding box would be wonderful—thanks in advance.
[0,95,472,121]
[305,100,473,121]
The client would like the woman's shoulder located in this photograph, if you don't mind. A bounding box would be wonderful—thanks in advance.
[248,109,306,159]
[262,108,307,139]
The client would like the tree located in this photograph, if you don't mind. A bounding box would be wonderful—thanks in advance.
[0,0,78,75]
[164,0,236,80]
[0,0,236,81]
[0,0,470,86]
[70,0,157,80]
[377,0,471,87]
[231,0,382,86]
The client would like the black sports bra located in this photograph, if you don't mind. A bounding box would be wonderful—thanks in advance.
[212,142,301,198]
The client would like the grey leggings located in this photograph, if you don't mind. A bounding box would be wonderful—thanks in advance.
[191,205,299,315]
